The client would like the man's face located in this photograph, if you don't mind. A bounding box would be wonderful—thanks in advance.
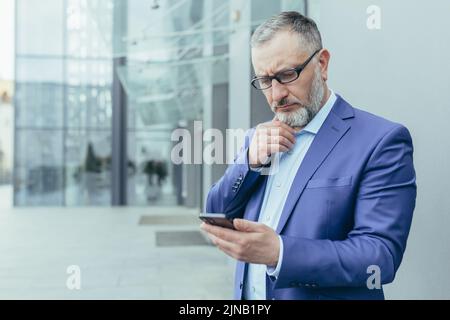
[251,30,330,128]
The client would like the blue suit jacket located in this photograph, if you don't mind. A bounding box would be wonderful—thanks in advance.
[206,95,416,300]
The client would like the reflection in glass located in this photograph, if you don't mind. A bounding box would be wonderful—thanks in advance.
[14,0,291,207]
[65,132,112,206]
[14,129,64,206]
[14,0,114,206]
[127,129,175,206]
[122,0,232,206]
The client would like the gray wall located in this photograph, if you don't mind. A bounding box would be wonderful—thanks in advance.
[317,0,450,299]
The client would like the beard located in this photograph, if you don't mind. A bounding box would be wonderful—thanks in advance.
[271,65,325,128]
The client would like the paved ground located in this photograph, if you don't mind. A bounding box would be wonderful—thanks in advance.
[0,185,12,209]
[0,206,235,299]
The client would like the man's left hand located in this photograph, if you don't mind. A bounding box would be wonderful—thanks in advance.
[200,219,280,267]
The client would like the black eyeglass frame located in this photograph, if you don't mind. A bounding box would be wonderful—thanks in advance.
[251,49,321,90]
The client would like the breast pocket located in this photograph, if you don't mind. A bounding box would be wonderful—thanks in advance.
[305,176,353,189]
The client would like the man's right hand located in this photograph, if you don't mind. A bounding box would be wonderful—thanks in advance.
[248,120,296,168]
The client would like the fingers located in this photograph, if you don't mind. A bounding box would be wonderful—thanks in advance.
[256,128,295,147]
[268,135,294,149]
[207,233,238,253]
[266,143,289,154]
[272,119,297,135]
[275,127,296,146]
[204,219,277,264]
[233,219,267,233]
[201,222,241,243]
[260,124,296,146]
[250,143,288,167]
[249,121,297,166]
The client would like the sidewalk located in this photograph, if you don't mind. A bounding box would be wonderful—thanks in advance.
[0,184,12,210]
[0,206,234,299]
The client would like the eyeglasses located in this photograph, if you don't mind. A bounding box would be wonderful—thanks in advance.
[251,49,321,90]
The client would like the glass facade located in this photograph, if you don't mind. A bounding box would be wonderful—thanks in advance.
[0,81,14,186]
[14,0,301,207]
[122,0,231,206]
[14,0,114,206]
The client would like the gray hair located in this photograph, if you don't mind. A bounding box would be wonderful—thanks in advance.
[251,11,323,54]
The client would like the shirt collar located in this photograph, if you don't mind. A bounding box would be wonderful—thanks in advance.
[299,89,336,135]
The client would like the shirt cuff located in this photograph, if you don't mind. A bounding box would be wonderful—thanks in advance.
[266,235,283,279]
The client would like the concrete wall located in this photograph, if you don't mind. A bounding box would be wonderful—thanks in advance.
[317,0,450,299]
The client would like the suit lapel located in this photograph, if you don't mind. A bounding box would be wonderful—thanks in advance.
[275,99,352,234]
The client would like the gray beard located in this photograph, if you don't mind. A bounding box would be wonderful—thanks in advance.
[272,67,325,128]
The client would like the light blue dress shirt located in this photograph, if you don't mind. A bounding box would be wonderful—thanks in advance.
[243,91,337,300]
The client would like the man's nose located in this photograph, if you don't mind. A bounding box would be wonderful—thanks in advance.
[271,79,288,103]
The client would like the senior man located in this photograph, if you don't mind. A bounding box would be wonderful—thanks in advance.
[201,11,416,300]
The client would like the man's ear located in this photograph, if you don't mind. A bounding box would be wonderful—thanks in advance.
[318,49,331,82]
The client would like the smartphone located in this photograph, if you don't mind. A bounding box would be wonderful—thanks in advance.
[199,213,235,230]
